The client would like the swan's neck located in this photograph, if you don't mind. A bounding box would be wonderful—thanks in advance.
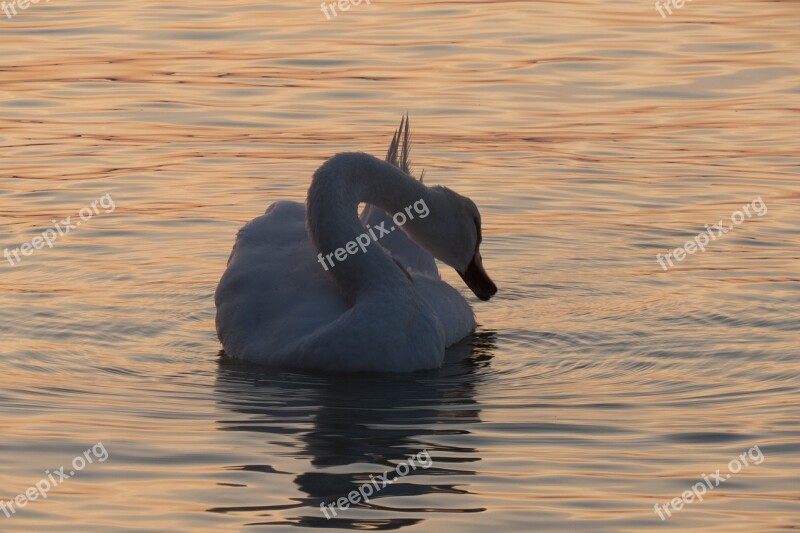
[306,152,428,301]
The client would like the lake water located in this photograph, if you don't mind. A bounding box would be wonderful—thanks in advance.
[1,0,798,531]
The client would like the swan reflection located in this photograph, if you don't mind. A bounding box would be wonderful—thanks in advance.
[210,331,496,529]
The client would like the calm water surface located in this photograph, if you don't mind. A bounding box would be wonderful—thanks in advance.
[1,0,798,531]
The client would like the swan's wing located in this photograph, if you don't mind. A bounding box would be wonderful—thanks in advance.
[215,201,347,361]
[411,272,476,346]
[359,205,439,276]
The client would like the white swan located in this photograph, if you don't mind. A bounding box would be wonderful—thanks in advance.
[215,117,497,372]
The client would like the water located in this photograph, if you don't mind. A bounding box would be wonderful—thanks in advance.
[1,0,798,531]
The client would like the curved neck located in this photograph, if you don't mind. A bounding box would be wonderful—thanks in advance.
[306,152,428,301]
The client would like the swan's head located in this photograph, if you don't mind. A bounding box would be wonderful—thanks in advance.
[406,187,497,301]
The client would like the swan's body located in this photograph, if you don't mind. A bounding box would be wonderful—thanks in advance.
[215,118,496,372]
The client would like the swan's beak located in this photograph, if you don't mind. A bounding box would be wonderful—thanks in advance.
[458,249,497,301]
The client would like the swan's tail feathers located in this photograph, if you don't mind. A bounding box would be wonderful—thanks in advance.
[385,115,405,170]
[400,113,411,174]
[385,114,425,181]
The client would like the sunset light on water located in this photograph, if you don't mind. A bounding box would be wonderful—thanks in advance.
[1,0,798,531]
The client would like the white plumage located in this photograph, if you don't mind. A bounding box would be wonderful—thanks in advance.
[215,117,496,372]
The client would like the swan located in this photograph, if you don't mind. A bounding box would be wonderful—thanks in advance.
[215,116,497,372]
